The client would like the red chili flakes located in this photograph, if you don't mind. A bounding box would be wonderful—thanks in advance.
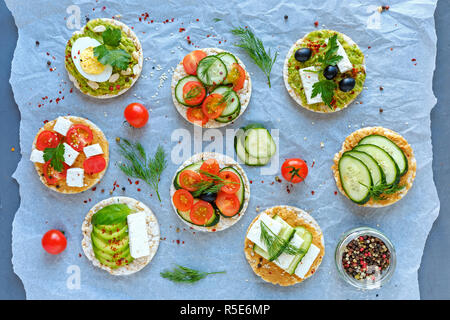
[43,120,49,124]
[128,178,132,184]
[196,18,199,22]
[137,188,141,192]
[179,28,185,33]
[334,191,338,195]
[101,6,106,11]
[116,84,120,90]
[311,160,315,168]
[368,46,372,49]
[311,191,315,195]
[135,180,139,185]
[109,86,114,91]
[176,240,180,244]
[91,187,97,191]
[411,58,416,61]
[249,180,253,184]
[314,21,319,27]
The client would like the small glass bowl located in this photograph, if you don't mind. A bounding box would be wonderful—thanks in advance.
[335,227,396,290]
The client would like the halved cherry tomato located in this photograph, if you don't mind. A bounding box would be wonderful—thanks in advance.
[201,93,227,119]
[190,200,214,225]
[227,63,246,92]
[179,170,202,191]
[182,50,207,75]
[182,81,206,106]
[66,124,93,152]
[42,229,67,255]
[36,130,60,151]
[124,102,149,128]
[281,158,308,184]
[219,171,241,194]
[83,155,106,174]
[199,159,220,181]
[173,189,194,212]
[215,191,240,217]
[43,160,68,185]
[186,107,209,126]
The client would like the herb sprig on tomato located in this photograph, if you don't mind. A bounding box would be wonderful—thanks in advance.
[281,158,308,184]
[43,143,65,172]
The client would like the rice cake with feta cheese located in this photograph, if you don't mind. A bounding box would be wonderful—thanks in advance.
[244,206,324,286]
[31,116,109,194]
[82,197,160,275]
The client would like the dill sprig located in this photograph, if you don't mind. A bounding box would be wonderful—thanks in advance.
[117,138,167,202]
[161,265,226,283]
[361,183,405,201]
[231,27,278,88]
[198,57,216,85]
[190,170,238,198]
[260,221,304,260]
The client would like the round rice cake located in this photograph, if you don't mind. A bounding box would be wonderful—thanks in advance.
[65,18,143,99]
[283,29,366,113]
[171,48,252,128]
[244,206,325,286]
[32,116,109,194]
[332,127,416,207]
[81,196,160,276]
[170,152,250,232]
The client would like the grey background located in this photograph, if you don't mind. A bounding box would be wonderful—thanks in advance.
[0,1,448,299]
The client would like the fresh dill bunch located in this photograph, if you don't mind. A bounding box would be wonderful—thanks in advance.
[161,265,226,283]
[117,138,167,202]
[260,221,304,260]
[368,183,405,200]
[231,27,278,88]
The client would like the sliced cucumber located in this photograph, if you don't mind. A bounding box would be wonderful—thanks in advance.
[215,105,241,123]
[286,227,313,275]
[234,131,271,166]
[173,161,203,189]
[211,86,240,117]
[196,56,227,86]
[174,75,204,106]
[177,200,220,227]
[353,144,399,186]
[338,155,372,204]
[219,166,245,212]
[244,128,277,159]
[358,134,408,176]
[343,150,385,186]
[216,52,238,84]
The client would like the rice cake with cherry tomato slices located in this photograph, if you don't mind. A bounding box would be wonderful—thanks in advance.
[170,152,250,232]
[244,206,324,286]
[332,127,416,207]
[283,30,365,113]
[65,18,143,99]
[171,48,252,128]
[82,196,160,275]
[32,116,109,194]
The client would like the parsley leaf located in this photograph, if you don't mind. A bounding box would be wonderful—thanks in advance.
[93,27,131,70]
[318,34,343,67]
[101,27,122,47]
[43,143,65,172]
[312,80,337,109]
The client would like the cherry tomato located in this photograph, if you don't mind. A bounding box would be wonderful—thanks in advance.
[190,200,214,225]
[227,63,246,92]
[66,124,93,152]
[201,93,227,119]
[281,158,308,183]
[43,160,68,185]
[124,103,149,128]
[182,50,207,75]
[179,170,202,191]
[186,107,209,126]
[83,155,106,174]
[182,81,206,106]
[215,191,240,217]
[173,189,194,212]
[36,130,60,151]
[219,171,241,194]
[42,229,67,255]
[199,159,220,181]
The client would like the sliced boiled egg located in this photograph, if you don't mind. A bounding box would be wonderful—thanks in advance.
[71,37,112,83]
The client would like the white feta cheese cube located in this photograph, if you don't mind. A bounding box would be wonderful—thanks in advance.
[294,243,321,279]
[30,149,45,163]
[299,67,323,105]
[335,40,353,73]
[246,213,283,251]
[53,117,72,136]
[63,142,79,166]
[127,212,150,259]
[274,233,304,270]
[83,143,103,158]
[66,168,84,187]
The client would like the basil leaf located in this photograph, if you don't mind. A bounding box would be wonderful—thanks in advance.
[91,204,131,226]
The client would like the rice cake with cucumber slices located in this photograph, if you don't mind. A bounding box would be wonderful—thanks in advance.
[82,197,160,275]
[332,127,416,207]
[283,29,366,113]
[170,152,250,232]
[171,48,252,128]
[244,206,324,286]
[30,116,109,194]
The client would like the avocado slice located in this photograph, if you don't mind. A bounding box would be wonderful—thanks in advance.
[91,233,129,256]
[95,221,127,233]
[93,224,128,241]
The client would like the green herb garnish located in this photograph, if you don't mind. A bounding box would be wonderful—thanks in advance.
[198,57,217,85]
[43,143,65,172]
[260,221,304,260]
[231,27,278,88]
[213,18,222,23]
[311,80,337,109]
[91,204,132,225]
[161,265,226,283]
[183,86,203,101]
[191,170,238,198]
[93,27,131,70]
[317,34,343,67]
[361,183,406,201]
[117,138,167,202]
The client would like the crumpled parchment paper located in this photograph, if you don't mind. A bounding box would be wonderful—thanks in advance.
[6,0,439,299]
